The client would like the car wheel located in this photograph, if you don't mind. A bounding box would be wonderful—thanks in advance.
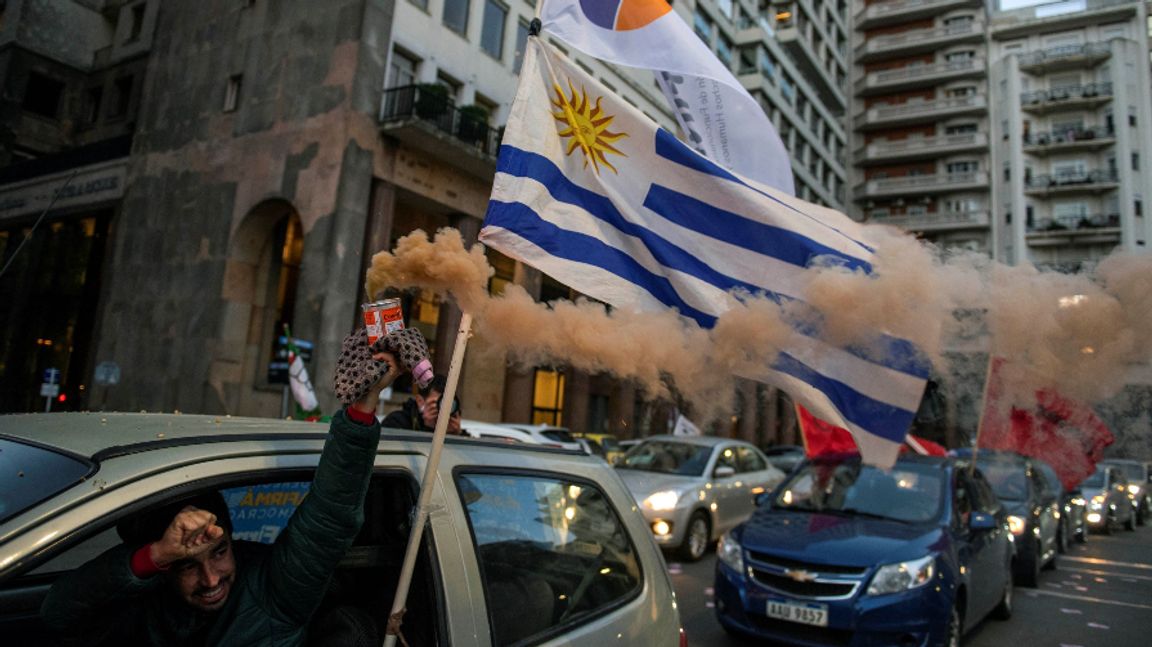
[1056,520,1069,554]
[1015,543,1041,588]
[943,603,962,647]
[678,511,711,562]
[992,577,1013,620]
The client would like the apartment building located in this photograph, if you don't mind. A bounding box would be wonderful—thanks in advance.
[687,0,850,208]
[850,0,1152,268]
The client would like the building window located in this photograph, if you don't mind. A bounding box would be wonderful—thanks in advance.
[947,161,978,174]
[108,75,134,118]
[22,72,64,119]
[223,74,242,112]
[693,8,712,43]
[532,368,566,426]
[513,19,530,74]
[82,86,103,124]
[443,0,469,35]
[408,0,428,10]
[125,3,146,43]
[486,248,515,296]
[1133,152,1140,171]
[717,33,734,69]
[388,50,418,89]
[480,0,507,59]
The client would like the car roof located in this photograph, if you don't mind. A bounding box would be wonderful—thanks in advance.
[634,434,749,448]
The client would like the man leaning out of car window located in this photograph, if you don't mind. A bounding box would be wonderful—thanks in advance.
[40,328,423,646]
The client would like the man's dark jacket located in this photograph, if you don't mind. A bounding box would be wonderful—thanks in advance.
[40,409,381,646]
[381,398,428,431]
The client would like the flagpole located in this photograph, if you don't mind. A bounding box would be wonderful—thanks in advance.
[383,312,473,647]
[969,354,998,476]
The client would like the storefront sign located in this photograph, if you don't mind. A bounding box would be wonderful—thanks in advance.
[0,160,127,221]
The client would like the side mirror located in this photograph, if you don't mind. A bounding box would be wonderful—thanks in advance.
[969,511,996,531]
[714,466,736,479]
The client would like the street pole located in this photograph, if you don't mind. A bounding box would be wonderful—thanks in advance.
[383,312,473,647]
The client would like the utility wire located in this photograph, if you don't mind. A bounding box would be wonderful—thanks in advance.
[0,169,79,280]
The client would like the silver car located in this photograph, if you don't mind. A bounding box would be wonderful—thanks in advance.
[1081,463,1137,534]
[615,435,786,562]
[0,412,681,646]
[1101,459,1151,526]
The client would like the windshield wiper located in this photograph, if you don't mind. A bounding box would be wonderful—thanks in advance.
[839,507,909,523]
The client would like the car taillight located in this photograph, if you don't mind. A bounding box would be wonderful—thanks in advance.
[680,627,687,647]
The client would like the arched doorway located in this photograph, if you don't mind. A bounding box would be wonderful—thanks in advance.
[210,199,303,416]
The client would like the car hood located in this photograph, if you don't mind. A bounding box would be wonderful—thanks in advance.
[737,509,945,567]
[616,468,701,500]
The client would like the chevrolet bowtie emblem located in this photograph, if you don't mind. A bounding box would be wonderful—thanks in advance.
[784,569,817,583]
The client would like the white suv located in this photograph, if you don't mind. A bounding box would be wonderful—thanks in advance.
[462,420,583,451]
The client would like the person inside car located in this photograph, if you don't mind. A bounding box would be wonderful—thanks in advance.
[381,374,462,435]
[40,328,426,646]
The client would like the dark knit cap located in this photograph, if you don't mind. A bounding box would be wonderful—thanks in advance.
[116,491,233,547]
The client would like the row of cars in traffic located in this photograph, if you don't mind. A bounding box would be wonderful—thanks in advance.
[2,410,1148,647]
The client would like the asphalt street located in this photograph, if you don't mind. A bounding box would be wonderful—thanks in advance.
[669,522,1152,646]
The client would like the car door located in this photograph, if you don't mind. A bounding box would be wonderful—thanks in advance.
[961,470,1007,623]
[711,444,747,533]
[1110,469,1132,524]
[1029,465,1060,559]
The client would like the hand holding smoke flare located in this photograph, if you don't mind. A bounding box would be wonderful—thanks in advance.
[334,328,434,406]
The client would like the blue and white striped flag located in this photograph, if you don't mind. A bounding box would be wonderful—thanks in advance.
[481,39,930,467]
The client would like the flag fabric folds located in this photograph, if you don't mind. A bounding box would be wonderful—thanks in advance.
[480,39,930,468]
[285,334,319,414]
[797,404,947,459]
[540,0,795,195]
[979,357,1113,490]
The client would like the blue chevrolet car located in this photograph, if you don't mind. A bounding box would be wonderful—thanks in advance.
[714,455,1014,647]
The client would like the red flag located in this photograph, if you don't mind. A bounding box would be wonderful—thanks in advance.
[797,404,946,458]
[797,404,857,458]
[979,357,1114,490]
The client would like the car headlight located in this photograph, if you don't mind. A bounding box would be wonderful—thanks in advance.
[1128,485,1140,496]
[1090,494,1106,510]
[1070,496,1086,507]
[717,531,744,573]
[644,490,681,511]
[867,555,935,596]
[1007,515,1026,536]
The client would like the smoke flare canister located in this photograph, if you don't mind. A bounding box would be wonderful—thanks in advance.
[362,298,404,345]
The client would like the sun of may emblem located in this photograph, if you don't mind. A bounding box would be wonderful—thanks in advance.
[551,81,628,174]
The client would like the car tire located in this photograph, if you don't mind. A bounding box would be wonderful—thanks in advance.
[678,511,711,562]
[943,603,962,647]
[1015,543,1041,588]
[992,577,1013,620]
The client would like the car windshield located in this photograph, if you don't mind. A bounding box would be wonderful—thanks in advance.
[541,429,575,443]
[1111,463,1145,482]
[620,441,713,476]
[0,438,93,524]
[977,461,1027,501]
[772,460,944,523]
[599,436,621,452]
[1080,469,1105,489]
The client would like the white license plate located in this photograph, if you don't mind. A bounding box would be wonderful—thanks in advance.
[766,599,828,627]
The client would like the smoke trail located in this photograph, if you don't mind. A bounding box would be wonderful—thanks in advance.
[365,228,1152,439]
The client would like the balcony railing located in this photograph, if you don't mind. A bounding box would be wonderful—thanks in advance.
[1023,125,1115,147]
[858,58,982,92]
[857,20,982,57]
[857,171,988,196]
[869,209,989,229]
[1020,82,1112,106]
[1017,43,1111,69]
[857,95,986,125]
[1029,213,1120,233]
[857,132,987,161]
[1025,169,1118,190]
[380,85,502,157]
[856,0,980,23]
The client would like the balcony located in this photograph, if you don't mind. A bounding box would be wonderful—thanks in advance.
[1020,82,1113,114]
[1024,170,1119,195]
[1027,213,1122,246]
[869,209,990,231]
[856,58,984,96]
[856,132,988,164]
[991,0,1138,39]
[775,23,847,110]
[856,0,983,30]
[856,171,989,199]
[1017,43,1111,73]
[1023,126,1115,155]
[856,94,986,129]
[856,20,984,63]
[379,85,502,180]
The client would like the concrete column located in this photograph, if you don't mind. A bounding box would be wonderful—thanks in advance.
[361,179,397,301]
[762,385,780,446]
[432,213,478,376]
[502,365,535,423]
[737,379,758,444]
[564,369,590,432]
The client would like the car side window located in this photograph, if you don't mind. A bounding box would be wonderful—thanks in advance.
[458,472,642,646]
[952,475,973,529]
[715,446,739,473]
[1028,469,1050,503]
[736,447,767,473]
[969,472,1001,514]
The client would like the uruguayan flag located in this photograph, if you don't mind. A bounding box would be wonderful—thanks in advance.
[481,39,929,468]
